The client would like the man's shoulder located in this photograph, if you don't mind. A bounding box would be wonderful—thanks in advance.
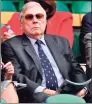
[46,34,68,42]
[83,12,92,21]
[2,35,24,44]
[1,35,25,49]
[86,12,92,17]
[45,34,69,47]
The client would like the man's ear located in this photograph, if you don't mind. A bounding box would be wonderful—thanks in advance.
[46,20,47,24]
[20,22,23,30]
[20,20,23,28]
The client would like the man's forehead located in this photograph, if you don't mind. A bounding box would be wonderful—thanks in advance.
[24,4,46,15]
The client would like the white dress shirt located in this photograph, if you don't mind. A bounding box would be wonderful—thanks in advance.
[27,35,64,93]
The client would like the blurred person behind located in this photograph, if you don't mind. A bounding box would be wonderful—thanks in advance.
[79,12,92,103]
[79,11,92,65]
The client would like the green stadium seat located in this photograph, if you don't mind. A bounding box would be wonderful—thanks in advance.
[61,0,73,4]
[56,1,69,12]
[1,1,17,11]
[1,98,7,104]
[7,0,24,11]
[72,1,91,14]
[0,23,4,28]
[18,1,24,11]
[46,94,86,103]
[72,33,81,57]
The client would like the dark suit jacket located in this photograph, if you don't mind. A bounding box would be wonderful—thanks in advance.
[83,33,92,79]
[1,34,87,103]
[79,12,92,102]
[79,12,92,62]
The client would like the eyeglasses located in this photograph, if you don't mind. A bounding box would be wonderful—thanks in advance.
[23,13,45,21]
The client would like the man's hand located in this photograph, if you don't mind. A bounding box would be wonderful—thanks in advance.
[3,62,14,80]
[76,88,87,98]
[2,30,15,42]
[43,88,59,96]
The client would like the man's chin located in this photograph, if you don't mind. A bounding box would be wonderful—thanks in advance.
[31,32,43,38]
[32,31,41,35]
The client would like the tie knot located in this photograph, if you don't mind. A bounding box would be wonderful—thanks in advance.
[36,40,42,46]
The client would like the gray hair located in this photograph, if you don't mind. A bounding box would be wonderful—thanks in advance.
[20,1,46,21]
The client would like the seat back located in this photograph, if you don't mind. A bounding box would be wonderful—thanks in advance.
[1,12,74,48]
[0,23,4,28]
[56,1,69,12]
[46,12,74,48]
[1,1,17,11]
[46,94,86,103]
[1,98,7,104]
[1,12,23,35]
[72,1,91,14]
[72,33,81,57]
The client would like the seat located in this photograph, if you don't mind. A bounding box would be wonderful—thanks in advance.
[1,11,74,48]
[0,23,4,28]
[72,14,81,27]
[56,1,69,12]
[1,1,17,11]
[46,11,74,48]
[72,33,81,57]
[13,0,24,11]
[18,1,24,11]
[1,98,7,103]
[2,12,23,35]
[1,12,23,35]
[72,1,91,14]
[1,12,15,24]
[62,0,72,4]
[46,94,86,103]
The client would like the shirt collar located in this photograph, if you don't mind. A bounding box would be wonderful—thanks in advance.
[26,35,46,45]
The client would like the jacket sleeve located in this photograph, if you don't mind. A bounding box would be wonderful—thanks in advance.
[58,37,87,83]
[1,41,40,94]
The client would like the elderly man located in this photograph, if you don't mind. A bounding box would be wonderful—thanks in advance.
[1,2,87,103]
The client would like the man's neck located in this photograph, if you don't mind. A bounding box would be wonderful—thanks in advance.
[25,33,44,40]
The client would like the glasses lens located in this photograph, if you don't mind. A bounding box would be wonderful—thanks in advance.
[25,14,33,20]
[36,13,44,19]
[24,13,44,20]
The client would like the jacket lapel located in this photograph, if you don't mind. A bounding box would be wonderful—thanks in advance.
[45,35,69,79]
[22,34,69,79]
[22,34,43,76]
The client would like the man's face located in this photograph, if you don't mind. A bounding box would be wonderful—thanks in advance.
[21,5,47,39]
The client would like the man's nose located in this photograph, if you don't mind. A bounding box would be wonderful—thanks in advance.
[32,16,38,23]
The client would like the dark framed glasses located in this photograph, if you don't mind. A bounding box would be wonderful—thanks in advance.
[23,13,44,21]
